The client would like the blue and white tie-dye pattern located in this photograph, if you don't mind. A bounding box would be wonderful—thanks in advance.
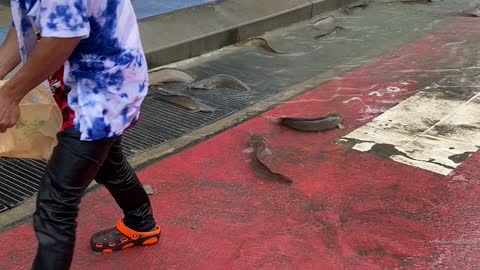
[10,0,149,141]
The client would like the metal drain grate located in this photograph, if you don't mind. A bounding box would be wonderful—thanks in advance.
[0,70,278,213]
[0,75,278,213]
[0,159,46,211]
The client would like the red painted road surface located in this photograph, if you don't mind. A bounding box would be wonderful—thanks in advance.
[1,19,480,269]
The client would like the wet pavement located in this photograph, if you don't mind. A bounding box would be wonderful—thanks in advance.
[1,0,480,269]
[3,0,463,214]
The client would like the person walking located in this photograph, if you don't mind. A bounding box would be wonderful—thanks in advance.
[0,1,160,269]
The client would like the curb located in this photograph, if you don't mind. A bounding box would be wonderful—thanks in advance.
[140,0,356,67]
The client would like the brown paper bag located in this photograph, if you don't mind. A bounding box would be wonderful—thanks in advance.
[0,80,62,160]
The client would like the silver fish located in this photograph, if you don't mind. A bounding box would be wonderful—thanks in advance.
[314,26,346,39]
[150,68,195,84]
[186,74,252,92]
[280,114,344,132]
[344,0,373,15]
[249,134,293,184]
[312,15,335,29]
[150,87,214,113]
[449,4,480,17]
[236,38,284,54]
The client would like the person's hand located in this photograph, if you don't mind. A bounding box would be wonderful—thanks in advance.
[0,88,20,133]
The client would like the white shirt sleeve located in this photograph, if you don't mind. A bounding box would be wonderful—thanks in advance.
[39,0,90,39]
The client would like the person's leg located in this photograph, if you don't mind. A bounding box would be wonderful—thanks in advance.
[90,138,159,253]
[32,129,117,270]
[95,138,156,231]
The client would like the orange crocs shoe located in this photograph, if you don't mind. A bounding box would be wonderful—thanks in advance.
[90,219,161,253]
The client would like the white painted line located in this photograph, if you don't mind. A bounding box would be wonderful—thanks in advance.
[339,88,480,175]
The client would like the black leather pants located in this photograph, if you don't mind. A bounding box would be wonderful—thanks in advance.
[31,129,156,270]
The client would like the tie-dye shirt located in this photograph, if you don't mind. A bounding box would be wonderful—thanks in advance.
[10,0,149,141]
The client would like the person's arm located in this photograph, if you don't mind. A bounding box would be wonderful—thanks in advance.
[0,26,22,79]
[2,37,81,103]
[0,0,90,133]
[0,37,81,132]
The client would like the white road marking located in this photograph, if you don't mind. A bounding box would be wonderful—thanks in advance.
[339,88,480,175]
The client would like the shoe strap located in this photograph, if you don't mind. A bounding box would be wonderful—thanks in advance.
[116,219,161,240]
